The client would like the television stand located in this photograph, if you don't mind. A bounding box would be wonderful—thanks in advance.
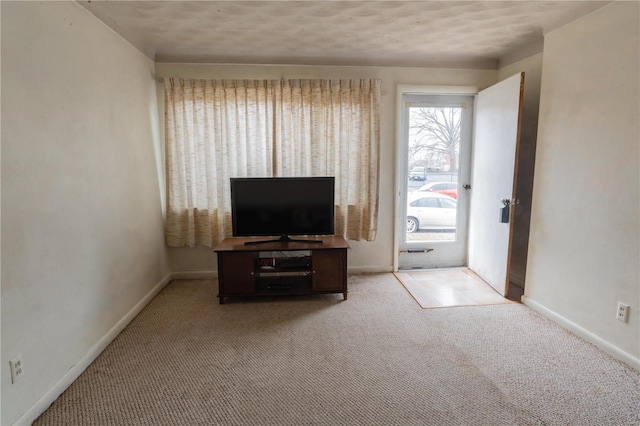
[244,234,324,246]
[214,235,349,304]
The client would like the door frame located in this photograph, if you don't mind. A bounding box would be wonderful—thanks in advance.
[394,85,479,272]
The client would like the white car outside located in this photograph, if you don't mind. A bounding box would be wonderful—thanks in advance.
[406,192,457,233]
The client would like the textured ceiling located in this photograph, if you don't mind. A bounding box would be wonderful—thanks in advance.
[78,1,609,68]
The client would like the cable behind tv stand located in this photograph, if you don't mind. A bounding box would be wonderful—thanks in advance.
[214,236,349,304]
[243,234,324,246]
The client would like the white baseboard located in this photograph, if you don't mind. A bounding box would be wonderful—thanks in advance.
[15,273,173,426]
[522,296,640,371]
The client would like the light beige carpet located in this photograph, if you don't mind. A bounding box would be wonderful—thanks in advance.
[394,268,514,309]
[35,274,640,425]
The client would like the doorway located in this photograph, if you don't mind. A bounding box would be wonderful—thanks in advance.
[397,93,474,270]
[395,75,525,300]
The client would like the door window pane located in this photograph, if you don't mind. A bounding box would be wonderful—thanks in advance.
[406,106,461,242]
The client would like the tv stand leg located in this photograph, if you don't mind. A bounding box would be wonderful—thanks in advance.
[219,296,224,305]
[343,291,348,301]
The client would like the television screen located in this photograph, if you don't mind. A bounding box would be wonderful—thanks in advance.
[230,177,335,238]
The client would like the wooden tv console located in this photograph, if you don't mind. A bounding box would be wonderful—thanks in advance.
[213,236,349,304]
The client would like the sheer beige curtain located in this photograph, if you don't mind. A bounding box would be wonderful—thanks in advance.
[164,77,380,247]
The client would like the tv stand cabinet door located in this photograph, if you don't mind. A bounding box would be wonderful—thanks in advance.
[312,249,346,292]
[218,252,255,296]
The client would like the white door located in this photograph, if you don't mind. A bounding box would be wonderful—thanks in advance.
[468,73,524,296]
[398,94,474,269]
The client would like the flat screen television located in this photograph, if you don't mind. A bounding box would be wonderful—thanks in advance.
[230,177,335,245]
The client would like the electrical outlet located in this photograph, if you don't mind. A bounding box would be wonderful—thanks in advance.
[9,356,24,384]
[616,302,630,323]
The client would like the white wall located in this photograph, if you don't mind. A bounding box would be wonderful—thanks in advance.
[498,53,543,287]
[1,3,170,424]
[524,2,639,362]
[155,63,497,275]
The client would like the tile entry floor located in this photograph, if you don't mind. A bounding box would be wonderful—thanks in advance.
[394,268,516,309]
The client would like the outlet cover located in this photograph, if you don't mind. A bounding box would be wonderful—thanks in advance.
[9,356,23,384]
[616,302,630,323]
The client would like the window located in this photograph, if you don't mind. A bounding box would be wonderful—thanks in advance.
[411,197,440,208]
[440,198,457,209]
[163,78,381,247]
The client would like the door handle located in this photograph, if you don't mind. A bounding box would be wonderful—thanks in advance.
[502,198,519,206]
[500,198,519,223]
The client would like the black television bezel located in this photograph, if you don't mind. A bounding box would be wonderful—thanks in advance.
[230,176,335,240]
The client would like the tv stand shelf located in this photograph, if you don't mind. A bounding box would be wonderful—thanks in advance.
[214,236,349,304]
